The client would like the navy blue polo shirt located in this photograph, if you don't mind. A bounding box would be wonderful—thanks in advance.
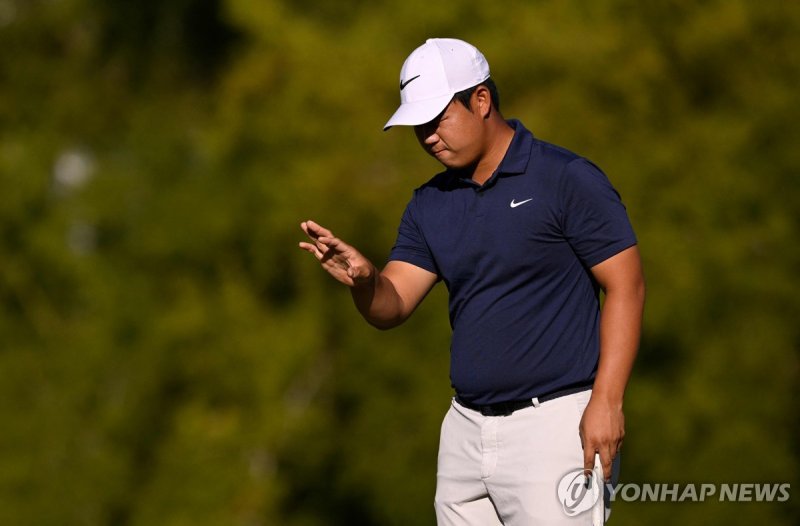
[389,120,637,405]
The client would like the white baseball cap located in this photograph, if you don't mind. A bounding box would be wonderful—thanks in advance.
[383,38,490,131]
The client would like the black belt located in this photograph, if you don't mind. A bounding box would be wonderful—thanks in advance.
[455,384,592,416]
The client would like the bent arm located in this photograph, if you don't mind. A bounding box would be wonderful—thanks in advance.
[299,220,437,329]
[351,261,438,330]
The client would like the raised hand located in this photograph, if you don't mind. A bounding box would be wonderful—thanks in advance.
[298,220,376,287]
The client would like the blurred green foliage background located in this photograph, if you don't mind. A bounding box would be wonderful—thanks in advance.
[0,0,798,524]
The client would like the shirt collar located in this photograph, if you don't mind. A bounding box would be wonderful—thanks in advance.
[496,119,533,176]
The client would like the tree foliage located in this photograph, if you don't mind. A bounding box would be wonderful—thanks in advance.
[0,1,798,524]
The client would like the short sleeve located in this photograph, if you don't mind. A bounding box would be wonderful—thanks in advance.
[388,191,441,277]
[559,159,637,268]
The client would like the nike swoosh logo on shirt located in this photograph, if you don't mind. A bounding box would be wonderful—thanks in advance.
[400,75,421,90]
[510,198,533,208]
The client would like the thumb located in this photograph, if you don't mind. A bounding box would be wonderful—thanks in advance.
[347,263,374,284]
[347,265,366,280]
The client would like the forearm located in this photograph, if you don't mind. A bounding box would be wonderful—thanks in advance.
[299,221,432,329]
[350,267,407,330]
[592,283,645,406]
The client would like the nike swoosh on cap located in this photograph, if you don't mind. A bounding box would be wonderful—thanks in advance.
[400,75,421,90]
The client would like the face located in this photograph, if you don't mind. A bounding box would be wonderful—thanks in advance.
[414,93,486,169]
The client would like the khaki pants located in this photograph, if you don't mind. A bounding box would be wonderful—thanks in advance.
[434,390,617,525]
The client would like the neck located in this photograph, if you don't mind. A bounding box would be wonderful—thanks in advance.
[470,118,515,185]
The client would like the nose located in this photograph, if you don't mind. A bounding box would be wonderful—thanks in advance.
[415,121,439,145]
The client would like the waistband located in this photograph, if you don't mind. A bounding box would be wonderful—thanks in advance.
[454,384,592,417]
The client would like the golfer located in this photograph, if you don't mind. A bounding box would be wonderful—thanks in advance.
[299,38,645,525]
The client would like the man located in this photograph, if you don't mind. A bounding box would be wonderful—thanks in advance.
[298,38,645,525]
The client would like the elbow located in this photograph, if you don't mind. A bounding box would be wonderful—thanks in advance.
[365,315,404,331]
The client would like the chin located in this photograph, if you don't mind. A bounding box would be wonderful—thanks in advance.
[441,159,471,171]
[434,154,463,169]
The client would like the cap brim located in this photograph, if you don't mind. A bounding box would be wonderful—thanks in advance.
[383,93,453,131]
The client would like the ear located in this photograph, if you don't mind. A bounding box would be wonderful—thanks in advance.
[473,85,492,119]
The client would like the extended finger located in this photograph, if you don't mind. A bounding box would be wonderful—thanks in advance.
[317,235,347,251]
[305,220,333,239]
[600,446,613,482]
[320,245,348,265]
[298,241,324,259]
[303,229,341,256]
[301,223,322,244]
[300,221,315,239]
[582,443,596,476]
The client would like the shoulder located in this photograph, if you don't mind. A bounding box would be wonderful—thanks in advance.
[518,136,588,198]
[503,119,583,169]
[527,137,610,190]
[531,137,584,170]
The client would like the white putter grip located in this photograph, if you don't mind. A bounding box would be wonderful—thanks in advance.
[591,453,605,526]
